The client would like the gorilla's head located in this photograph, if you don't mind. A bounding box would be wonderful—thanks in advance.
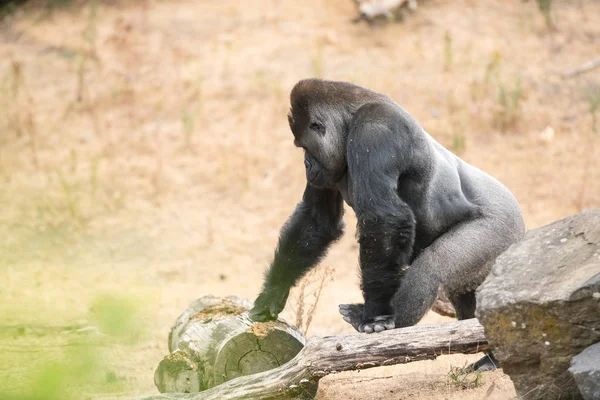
[287,79,385,188]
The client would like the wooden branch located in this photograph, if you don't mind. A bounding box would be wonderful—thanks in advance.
[135,318,487,400]
[563,58,600,79]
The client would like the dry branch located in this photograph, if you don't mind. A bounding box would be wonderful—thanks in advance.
[563,58,600,79]
[136,318,487,400]
[354,0,417,22]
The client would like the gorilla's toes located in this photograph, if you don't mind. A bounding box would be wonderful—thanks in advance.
[361,315,395,334]
[339,304,364,331]
[339,305,395,333]
[339,303,364,318]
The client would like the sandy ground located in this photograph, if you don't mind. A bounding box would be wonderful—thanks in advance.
[0,0,598,399]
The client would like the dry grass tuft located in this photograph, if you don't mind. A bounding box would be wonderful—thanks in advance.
[447,364,483,390]
[292,264,335,336]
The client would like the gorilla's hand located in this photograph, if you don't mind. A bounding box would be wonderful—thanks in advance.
[249,286,290,322]
[339,303,395,333]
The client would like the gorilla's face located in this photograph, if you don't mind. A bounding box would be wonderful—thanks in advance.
[288,105,347,188]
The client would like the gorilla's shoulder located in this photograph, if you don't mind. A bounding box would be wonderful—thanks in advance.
[351,102,421,137]
[353,101,400,120]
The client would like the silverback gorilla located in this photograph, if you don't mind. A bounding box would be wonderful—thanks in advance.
[249,79,525,368]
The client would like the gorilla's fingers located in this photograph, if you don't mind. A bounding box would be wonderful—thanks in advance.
[249,310,268,322]
[268,305,280,320]
[373,323,386,333]
[362,324,373,333]
[384,319,395,330]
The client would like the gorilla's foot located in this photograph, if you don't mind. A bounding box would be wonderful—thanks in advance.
[463,352,499,372]
[362,315,395,333]
[339,303,363,331]
[339,303,395,333]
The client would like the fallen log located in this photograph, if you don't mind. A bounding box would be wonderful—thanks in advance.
[138,318,488,400]
[155,295,305,393]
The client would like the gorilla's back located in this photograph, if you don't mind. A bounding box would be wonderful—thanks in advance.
[405,131,525,254]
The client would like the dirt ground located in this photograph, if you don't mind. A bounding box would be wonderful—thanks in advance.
[0,0,599,399]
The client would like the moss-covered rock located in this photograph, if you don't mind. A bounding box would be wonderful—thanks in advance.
[476,210,600,400]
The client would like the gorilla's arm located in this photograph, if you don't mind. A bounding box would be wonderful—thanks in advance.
[348,104,416,328]
[249,185,344,321]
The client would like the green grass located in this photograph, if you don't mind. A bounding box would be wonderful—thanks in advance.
[493,78,523,132]
[443,31,453,72]
[0,293,146,399]
[587,89,600,134]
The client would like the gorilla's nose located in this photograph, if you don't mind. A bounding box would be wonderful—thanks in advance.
[304,158,312,170]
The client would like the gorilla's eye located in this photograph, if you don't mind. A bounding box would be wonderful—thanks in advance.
[309,121,325,135]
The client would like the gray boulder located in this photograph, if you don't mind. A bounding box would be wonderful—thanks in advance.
[476,210,600,400]
[569,342,600,400]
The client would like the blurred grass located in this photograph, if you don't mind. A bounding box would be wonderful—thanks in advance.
[0,293,146,399]
[588,89,600,134]
[0,0,73,18]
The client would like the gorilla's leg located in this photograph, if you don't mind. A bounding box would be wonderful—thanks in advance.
[388,250,442,328]
[445,290,476,321]
[341,215,521,337]
[393,215,515,327]
[339,249,440,333]
[432,222,517,372]
[445,289,499,371]
[339,237,441,333]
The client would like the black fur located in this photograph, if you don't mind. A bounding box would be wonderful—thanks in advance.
[249,78,525,353]
[250,185,344,321]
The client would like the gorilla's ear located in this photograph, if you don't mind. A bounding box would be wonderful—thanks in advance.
[287,111,294,130]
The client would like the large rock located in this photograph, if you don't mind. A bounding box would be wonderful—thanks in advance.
[476,210,600,400]
[569,342,600,400]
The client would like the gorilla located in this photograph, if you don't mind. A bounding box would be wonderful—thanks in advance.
[249,78,525,369]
